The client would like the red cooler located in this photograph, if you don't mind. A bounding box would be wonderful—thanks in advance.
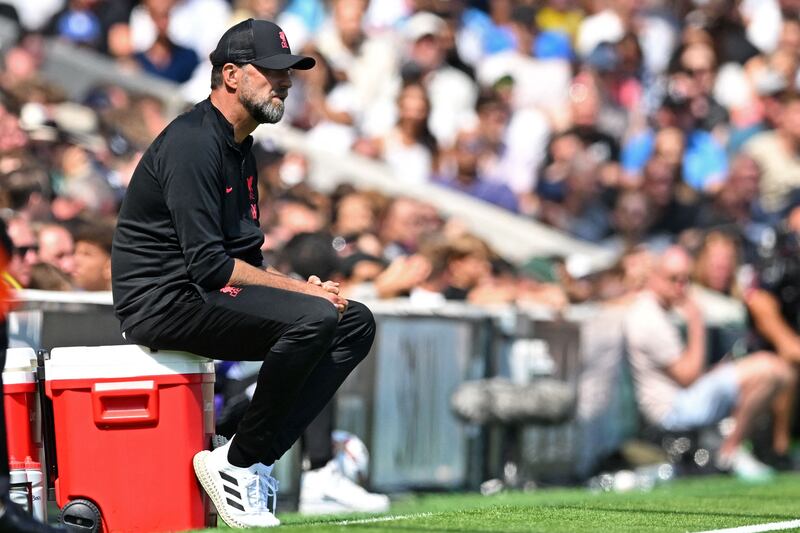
[45,345,216,532]
[3,347,38,464]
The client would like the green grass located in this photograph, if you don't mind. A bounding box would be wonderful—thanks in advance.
[199,473,800,532]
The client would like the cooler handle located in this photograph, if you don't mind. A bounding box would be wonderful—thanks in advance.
[91,380,159,427]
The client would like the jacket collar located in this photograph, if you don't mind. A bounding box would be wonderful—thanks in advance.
[203,98,254,153]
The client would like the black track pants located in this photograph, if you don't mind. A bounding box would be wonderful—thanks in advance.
[126,285,375,467]
[302,400,335,470]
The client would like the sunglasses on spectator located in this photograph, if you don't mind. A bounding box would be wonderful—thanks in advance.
[665,273,690,284]
[13,245,39,257]
[683,67,712,76]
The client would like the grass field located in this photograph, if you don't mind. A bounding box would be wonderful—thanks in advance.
[201,473,800,532]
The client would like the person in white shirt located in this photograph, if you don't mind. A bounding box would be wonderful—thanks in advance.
[624,246,795,480]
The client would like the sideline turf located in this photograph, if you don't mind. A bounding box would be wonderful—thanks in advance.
[199,473,800,532]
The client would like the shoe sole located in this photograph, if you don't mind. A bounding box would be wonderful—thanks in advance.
[299,498,390,515]
[299,499,353,515]
[193,450,251,529]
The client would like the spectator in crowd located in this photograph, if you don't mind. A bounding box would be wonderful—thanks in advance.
[434,5,476,81]
[231,0,284,24]
[692,230,740,297]
[0,218,65,532]
[72,222,113,291]
[29,261,74,291]
[565,70,624,166]
[438,232,493,302]
[622,86,728,191]
[436,128,518,213]
[477,6,571,113]
[406,232,458,306]
[576,0,637,60]
[743,92,800,213]
[4,216,39,288]
[618,246,654,295]
[640,156,699,239]
[55,140,117,218]
[538,152,610,242]
[133,0,199,83]
[473,87,550,206]
[263,193,326,263]
[379,197,428,260]
[0,44,43,103]
[288,47,358,154]
[676,42,729,135]
[536,0,583,41]
[44,0,132,53]
[624,246,794,481]
[331,191,380,241]
[337,235,430,301]
[315,0,397,135]
[726,66,785,154]
[695,154,774,262]
[745,203,800,466]
[469,90,510,177]
[128,0,231,60]
[366,81,436,185]
[400,11,477,147]
[602,189,651,253]
[0,166,51,222]
[746,204,800,364]
[37,223,75,277]
[701,0,759,65]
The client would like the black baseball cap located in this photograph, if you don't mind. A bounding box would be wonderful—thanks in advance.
[210,18,315,70]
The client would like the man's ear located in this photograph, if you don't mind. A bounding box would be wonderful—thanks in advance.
[223,63,241,91]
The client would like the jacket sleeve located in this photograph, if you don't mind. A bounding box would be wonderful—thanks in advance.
[159,127,234,289]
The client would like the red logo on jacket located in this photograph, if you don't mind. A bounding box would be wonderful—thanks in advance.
[220,286,242,297]
[246,175,258,220]
[246,176,255,201]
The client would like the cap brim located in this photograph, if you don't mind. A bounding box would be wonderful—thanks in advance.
[251,54,316,70]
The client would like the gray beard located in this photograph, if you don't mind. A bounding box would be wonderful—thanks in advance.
[241,94,285,124]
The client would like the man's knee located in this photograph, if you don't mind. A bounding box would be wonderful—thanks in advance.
[347,300,376,341]
[740,352,794,389]
[296,298,340,343]
[771,356,796,389]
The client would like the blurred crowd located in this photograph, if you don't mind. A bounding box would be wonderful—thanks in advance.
[0,0,798,477]
[0,0,798,310]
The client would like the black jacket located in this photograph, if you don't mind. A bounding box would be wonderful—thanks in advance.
[112,99,264,332]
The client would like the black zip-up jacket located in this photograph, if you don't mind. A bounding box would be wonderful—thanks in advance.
[112,98,264,333]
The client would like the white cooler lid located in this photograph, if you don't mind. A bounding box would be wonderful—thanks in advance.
[4,347,35,372]
[46,345,215,381]
[3,347,36,384]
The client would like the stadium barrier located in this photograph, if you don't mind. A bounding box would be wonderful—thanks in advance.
[9,290,746,494]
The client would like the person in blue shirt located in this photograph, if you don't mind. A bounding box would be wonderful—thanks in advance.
[622,91,727,190]
[133,0,199,83]
[436,128,519,213]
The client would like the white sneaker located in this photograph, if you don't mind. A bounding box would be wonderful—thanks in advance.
[193,439,280,528]
[299,460,390,515]
[716,447,775,483]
